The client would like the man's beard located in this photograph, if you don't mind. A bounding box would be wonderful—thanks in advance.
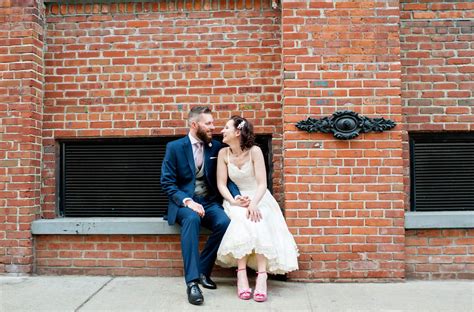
[196,125,212,144]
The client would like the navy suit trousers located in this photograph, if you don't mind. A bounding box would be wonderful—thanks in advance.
[175,196,230,284]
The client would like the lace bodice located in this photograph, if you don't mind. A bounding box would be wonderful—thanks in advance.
[227,149,257,192]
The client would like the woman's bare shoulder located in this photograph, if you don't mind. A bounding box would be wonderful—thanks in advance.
[218,147,229,161]
[250,145,262,155]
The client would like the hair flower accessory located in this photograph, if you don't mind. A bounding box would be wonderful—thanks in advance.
[237,121,246,130]
[208,142,212,147]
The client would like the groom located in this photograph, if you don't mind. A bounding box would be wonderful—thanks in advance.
[161,106,243,305]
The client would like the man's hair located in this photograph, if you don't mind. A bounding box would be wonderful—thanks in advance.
[189,106,212,122]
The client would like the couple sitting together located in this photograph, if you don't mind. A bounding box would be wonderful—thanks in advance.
[161,106,299,305]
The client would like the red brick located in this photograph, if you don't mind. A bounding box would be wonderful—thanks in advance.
[1,0,470,281]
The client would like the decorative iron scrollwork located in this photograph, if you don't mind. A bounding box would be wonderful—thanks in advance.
[296,110,396,140]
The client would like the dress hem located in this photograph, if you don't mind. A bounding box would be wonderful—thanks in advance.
[217,246,299,275]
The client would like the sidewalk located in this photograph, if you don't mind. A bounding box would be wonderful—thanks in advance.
[1,276,472,311]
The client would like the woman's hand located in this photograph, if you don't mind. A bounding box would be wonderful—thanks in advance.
[246,202,262,222]
[232,195,251,207]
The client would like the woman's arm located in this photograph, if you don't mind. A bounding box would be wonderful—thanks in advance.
[246,146,267,222]
[217,148,238,204]
[250,146,267,206]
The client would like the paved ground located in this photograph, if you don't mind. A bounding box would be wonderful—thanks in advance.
[0,276,472,311]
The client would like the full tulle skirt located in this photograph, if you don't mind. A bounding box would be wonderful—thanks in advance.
[216,189,299,274]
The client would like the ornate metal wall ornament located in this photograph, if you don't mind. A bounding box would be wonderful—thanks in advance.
[295,110,396,140]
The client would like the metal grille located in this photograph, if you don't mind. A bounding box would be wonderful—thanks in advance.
[59,136,272,217]
[410,133,474,212]
[60,138,171,217]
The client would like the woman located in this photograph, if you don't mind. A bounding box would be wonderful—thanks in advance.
[216,116,299,302]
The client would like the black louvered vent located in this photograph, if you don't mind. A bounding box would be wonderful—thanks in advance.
[410,133,474,212]
[59,136,272,217]
[60,138,173,217]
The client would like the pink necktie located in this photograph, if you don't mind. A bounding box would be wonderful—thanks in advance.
[195,142,203,169]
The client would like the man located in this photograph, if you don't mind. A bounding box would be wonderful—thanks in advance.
[161,106,247,305]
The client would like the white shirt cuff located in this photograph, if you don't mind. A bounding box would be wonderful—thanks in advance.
[183,198,192,206]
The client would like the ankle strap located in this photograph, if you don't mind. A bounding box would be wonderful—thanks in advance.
[236,268,247,272]
[257,271,267,274]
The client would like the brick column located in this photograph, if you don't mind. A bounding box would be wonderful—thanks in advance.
[401,0,474,280]
[282,0,405,280]
[0,0,44,274]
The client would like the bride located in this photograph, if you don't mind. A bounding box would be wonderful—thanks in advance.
[215,116,299,302]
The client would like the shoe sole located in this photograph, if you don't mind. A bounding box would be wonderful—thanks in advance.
[189,299,204,305]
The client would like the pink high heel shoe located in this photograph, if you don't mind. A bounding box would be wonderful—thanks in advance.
[253,271,267,302]
[236,268,252,300]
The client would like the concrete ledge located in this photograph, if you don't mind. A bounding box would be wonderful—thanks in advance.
[32,211,474,234]
[31,217,183,235]
[405,211,474,229]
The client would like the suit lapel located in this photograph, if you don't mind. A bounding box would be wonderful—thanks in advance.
[183,136,196,175]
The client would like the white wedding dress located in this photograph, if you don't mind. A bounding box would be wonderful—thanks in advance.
[216,149,299,274]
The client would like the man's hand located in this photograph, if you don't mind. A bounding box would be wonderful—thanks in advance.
[233,195,251,207]
[185,200,205,217]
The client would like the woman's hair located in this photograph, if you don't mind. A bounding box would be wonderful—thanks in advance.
[230,115,255,151]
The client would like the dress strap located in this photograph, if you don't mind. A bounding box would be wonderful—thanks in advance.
[227,147,230,164]
[249,147,252,164]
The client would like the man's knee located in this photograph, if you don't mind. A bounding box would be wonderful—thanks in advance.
[182,212,201,228]
[215,216,230,233]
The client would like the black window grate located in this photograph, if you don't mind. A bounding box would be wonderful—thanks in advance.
[59,136,272,217]
[60,138,171,217]
[410,133,474,212]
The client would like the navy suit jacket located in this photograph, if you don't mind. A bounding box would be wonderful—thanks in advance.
[160,136,240,225]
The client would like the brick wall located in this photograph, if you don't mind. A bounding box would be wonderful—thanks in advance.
[36,235,182,276]
[401,0,473,132]
[282,0,405,281]
[36,0,282,275]
[0,0,44,274]
[36,233,243,276]
[406,229,474,279]
[3,0,472,279]
[401,0,474,280]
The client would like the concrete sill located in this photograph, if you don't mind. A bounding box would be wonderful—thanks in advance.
[31,212,474,235]
[31,217,186,235]
[405,211,474,229]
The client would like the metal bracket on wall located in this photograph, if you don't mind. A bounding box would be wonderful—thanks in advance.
[295,110,396,140]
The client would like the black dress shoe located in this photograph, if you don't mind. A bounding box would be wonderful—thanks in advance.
[187,281,204,305]
[199,273,217,289]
